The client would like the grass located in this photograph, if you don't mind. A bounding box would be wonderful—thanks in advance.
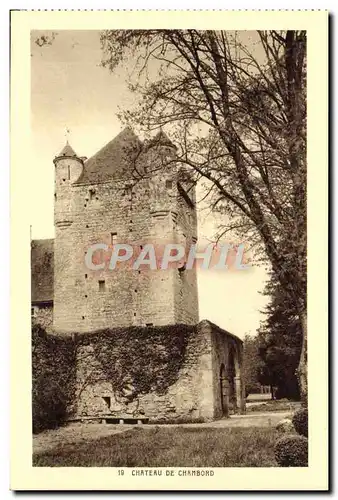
[33,426,278,467]
[246,399,301,413]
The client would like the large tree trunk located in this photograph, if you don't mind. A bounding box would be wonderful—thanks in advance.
[297,310,308,404]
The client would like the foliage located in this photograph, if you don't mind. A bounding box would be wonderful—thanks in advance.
[242,334,263,396]
[100,30,307,396]
[32,325,76,433]
[32,306,53,333]
[292,408,308,437]
[275,418,295,434]
[274,434,308,467]
[77,324,195,402]
[33,427,278,467]
[257,271,302,400]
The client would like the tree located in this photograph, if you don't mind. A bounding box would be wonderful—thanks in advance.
[242,334,262,397]
[100,30,307,398]
[257,272,302,400]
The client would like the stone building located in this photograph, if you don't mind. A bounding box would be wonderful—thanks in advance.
[31,127,245,421]
[31,239,53,333]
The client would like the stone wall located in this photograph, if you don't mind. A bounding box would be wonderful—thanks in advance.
[53,152,199,334]
[70,321,244,422]
[31,321,245,427]
[73,322,210,422]
[208,321,246,417]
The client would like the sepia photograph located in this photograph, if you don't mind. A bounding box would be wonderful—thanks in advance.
[10,10,328,491]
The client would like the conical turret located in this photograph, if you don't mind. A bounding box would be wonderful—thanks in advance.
[53,141,84,185]
[55,141,78,159]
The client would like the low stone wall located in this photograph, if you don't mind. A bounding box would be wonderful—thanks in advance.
[74,322,214,422]
[32,321,245,429]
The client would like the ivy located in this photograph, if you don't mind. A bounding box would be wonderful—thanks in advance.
[32,325,77,433]
[32,323,196,432]
[77,324,195,402]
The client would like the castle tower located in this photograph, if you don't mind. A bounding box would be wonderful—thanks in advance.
[53,142,84,332]
[52,129,199,334]
[53,142,84,222]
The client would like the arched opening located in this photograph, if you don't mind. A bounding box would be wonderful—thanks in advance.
[228,345,237,414]
[219,363,229,417]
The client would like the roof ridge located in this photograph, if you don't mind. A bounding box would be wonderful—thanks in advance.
[76,127,142,184]
[85,127,140,163]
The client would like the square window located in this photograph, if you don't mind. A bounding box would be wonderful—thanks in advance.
[166,180,173,189]
[111,232,117,245]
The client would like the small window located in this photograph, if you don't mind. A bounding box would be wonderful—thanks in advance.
[111,232,117,245]
[166,180,173,189]
[99,280,105,291]
[82,316,85,320]
[146,323,154,327]
[54,193,57,200]
[67,165,70,180]
[134,312,137,316]
[85,274,88,279]
[89,188,95,200]
[31,307,35,317]
[102,396,111,409]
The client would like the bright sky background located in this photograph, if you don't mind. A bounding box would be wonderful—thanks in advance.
[31,30,269,338]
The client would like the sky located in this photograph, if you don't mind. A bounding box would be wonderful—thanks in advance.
[31,30,269,338]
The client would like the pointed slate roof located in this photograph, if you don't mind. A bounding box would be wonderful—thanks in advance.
[31,239,54,303]
[76,127,142,184]
[56,142,78,158]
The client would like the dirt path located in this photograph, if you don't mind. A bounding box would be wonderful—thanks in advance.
[33,411,292,455]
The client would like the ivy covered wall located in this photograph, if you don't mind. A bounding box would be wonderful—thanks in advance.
[32,321,244,432]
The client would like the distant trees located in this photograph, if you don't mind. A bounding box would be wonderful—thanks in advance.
[257,273,302,400]
[242,334,262,397]
[242,271,302,401]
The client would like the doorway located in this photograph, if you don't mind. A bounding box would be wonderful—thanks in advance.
[220,364,229,417]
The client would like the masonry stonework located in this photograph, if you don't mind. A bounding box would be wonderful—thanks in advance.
[31,128,245,422]
[71,320,243,422]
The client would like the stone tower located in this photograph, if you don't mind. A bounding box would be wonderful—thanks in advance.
[53,128,199,334]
